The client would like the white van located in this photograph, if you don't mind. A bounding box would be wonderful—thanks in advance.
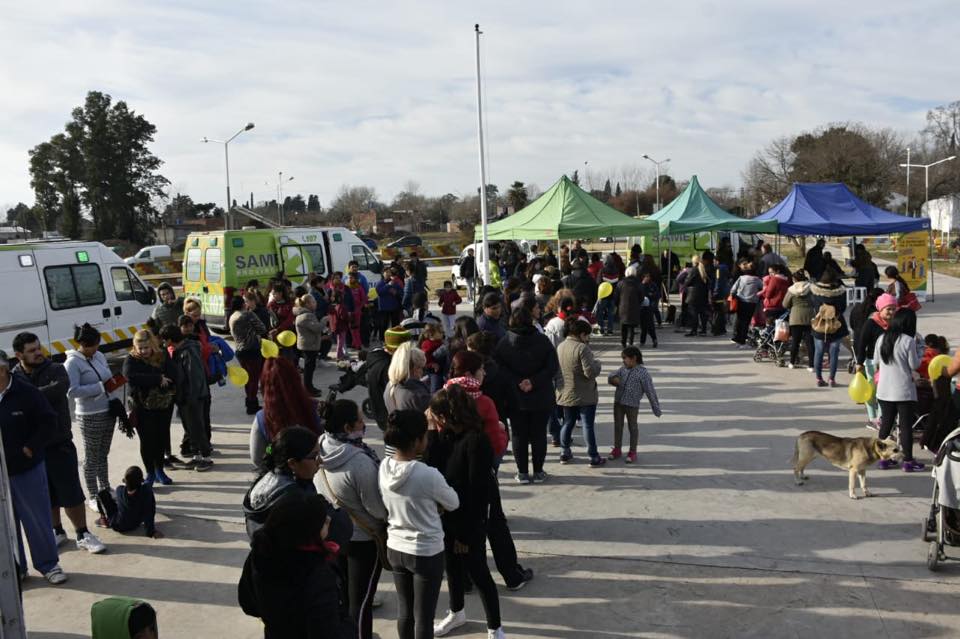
[0,241,156,357]
[124,244,172,265]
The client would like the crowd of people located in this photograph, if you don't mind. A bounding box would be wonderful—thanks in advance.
[4,234,958,638]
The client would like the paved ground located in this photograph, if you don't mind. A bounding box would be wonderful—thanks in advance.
[19,268,960,638]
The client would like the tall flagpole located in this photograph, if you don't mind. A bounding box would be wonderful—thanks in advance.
[475,24,490,287]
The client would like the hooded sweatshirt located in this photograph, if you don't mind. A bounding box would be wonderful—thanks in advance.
[65,349,113,416]
[91,596,153,639]
[242,471,316,539]
[316,433,387,542]
[379,457,459,556]
[782,281,814,326]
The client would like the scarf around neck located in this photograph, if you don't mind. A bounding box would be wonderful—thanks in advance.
[445,376,482,399]
[870,311,889,331]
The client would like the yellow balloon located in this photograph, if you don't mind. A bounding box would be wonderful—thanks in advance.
[260,339,279,359]
[848,371,874,404]
[227,366,249,387]
[929,354,953,381]
[277,330,297,347]
[598,281,613,300]
[367,287,378,301]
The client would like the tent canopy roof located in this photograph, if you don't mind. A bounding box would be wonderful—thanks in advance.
[648,175,778,235]
[754,183,931,236]
[476,175,656,241]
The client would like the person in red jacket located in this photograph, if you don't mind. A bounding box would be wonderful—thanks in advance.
[437,281,463,338]
[759,264,792,324]
[266,285,295,335]
[442,350,534,593]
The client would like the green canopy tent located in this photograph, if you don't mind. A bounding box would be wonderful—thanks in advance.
[476,175,657,241]
[648,175,779,235]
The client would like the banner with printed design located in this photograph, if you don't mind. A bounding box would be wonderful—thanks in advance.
[896,231,928,299]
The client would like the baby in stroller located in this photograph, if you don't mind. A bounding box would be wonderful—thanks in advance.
[923,425,960,570]
[752,310,790,366]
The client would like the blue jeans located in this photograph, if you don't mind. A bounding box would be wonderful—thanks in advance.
[814,338,841,381]
[11,461,60,575]
[549,406,564,445]
[561,404,598,459]
[597,298,615,333]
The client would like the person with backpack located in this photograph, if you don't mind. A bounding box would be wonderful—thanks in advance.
[809,269,848,387]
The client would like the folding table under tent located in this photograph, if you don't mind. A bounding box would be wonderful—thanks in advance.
[753,182,930,236]
[476,175,658,241]
[647,175,779,235]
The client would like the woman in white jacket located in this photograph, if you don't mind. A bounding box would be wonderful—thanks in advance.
[379,410,459,639]
[64,323,117,510]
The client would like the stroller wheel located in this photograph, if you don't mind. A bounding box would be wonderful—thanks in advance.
[776,358,786,368]
[922,517,934,542]
[753,352,763,363]
[927,541,941,571]
[847,360,856,375]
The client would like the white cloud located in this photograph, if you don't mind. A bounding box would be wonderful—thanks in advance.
[1,0,958,212]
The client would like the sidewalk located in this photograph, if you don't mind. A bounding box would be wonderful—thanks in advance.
[20,306,960,637]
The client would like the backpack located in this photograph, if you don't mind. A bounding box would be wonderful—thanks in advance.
[811,303,841,335]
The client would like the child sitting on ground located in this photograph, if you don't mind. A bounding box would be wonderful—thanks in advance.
[98,466,162,539]
[607,346,662,463]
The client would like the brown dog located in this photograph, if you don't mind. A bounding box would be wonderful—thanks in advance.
[792,431,902,499]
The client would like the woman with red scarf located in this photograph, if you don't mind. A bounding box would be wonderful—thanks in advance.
[444,351,533,592]
[854,293,898,428]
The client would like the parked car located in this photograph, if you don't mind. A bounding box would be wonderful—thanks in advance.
[124,244,172,265]
[386,235,423,249]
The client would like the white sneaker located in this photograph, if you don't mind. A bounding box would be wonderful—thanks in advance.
[787,363,795,369]
[488,628,506,639]
[87,498,99,513]
[434,609,467,636]
[54,531,68,547]
[77,531,107,554]
[806,367,814,372]
[43,565,68,585]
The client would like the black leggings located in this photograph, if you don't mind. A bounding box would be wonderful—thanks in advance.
[878,399,918,461]
[511,409,549,475]
[789,325,814,367]
[302,350,319,390]
[135,408,171,476]
[734,301,756,344]
[640,308,657,344]
[348,539,383,639]
[445,535,501,630]
[388,548,445,639]
[620,324,635,346]
[486,476,525,587]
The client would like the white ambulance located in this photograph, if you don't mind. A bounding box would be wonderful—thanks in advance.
[0,240,157,357]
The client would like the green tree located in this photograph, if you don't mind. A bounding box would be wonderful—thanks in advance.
[5,203,38,233]
[615,182,622,198]
[507,181,528,212]
[307,194,321,212]
[570,170,580,185]
[29,91,169,243]
[603,179,612,201]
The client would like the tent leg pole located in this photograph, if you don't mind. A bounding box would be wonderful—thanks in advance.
[929,227,935,303]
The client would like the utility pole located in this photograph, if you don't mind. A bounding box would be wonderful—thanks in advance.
[475,24,490,286]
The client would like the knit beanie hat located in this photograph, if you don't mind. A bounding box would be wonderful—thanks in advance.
[875,293,898,311]
[383,327,412,353]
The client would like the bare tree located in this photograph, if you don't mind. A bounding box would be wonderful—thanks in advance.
[742,136,794,214]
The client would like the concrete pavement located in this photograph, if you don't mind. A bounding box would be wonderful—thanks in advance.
[19,283,960,638]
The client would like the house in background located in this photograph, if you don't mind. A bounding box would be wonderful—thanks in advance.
[0,226,33,243]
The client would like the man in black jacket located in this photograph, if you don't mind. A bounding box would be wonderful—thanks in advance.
[13,332,106,554]
[460,248,477,302]
[0,349,68,584]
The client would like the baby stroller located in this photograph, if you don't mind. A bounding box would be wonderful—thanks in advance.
[328,352,376,420]
[752,312,789,367]
[923,426,960,570]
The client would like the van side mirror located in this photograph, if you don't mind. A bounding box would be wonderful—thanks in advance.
[453,257,461,265]
[138,286,156,305]
[369,260,383,274]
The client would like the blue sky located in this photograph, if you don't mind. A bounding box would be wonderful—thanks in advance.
[1,0,958,212]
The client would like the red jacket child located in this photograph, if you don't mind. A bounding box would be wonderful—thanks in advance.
[444,376,508,457]
[437,287,462,316]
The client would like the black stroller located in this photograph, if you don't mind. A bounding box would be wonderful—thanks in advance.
[328,352,376,420]
[923,426,960,570]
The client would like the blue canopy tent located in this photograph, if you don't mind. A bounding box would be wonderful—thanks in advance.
[755,182,934,298]
[754,183,930,236]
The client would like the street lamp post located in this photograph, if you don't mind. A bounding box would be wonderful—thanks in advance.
[202,122,255,230]
[276,172,295,225]
[642,154,671,213]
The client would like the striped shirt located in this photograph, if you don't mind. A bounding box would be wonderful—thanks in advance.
[608,365,661,415]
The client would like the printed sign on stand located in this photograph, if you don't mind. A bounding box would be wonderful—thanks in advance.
[897,231,929,300]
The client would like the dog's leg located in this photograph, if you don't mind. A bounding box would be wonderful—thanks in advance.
[859,470,871,497]
[848,469,859,500]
